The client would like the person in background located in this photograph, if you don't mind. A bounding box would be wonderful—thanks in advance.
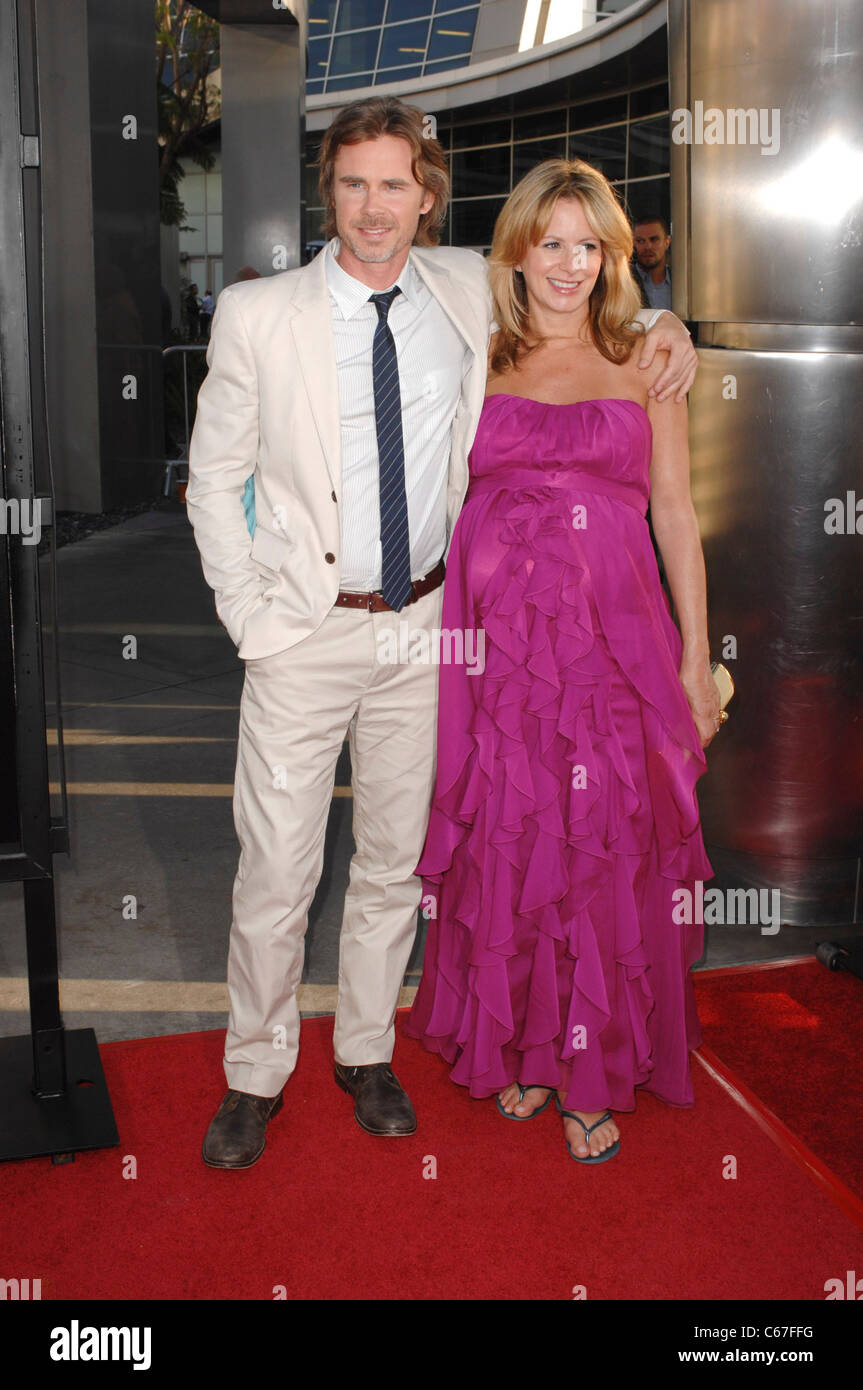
[200,288,215,339]
[183,282,201,340]
[632,215,672,311]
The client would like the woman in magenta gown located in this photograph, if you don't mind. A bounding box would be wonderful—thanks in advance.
[405,159,721,1163]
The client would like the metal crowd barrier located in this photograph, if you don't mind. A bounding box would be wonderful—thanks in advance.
[161,343,207,497]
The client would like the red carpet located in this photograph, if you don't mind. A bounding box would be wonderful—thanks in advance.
[1,1012,862,1300]
[694,957,863,1198]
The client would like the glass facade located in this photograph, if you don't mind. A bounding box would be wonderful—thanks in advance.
[177,154,225,296]
[307,0,479,93]
[305,83,671,251]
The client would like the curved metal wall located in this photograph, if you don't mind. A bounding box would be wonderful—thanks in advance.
[670,0,863,925]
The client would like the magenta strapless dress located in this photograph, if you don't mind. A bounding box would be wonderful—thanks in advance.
[404,395,714,1112]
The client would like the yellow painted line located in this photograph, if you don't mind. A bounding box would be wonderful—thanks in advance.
[0,978,416,1014]
[48,624,225,636]
[47,703,241,710]
[47,731,232,746]
[49,782,353,797]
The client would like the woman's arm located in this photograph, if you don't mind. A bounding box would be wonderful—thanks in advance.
[646,379,720,748]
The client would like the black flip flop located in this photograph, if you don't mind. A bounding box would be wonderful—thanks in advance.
[555,1095,620,1164]
[496,1084,554,1121]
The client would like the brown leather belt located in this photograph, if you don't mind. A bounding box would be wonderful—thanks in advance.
[334,558,445,613]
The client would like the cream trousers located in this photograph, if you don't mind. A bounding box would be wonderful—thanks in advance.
[223,584,443,1096]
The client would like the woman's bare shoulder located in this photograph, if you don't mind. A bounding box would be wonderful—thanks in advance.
[620,340,669,405]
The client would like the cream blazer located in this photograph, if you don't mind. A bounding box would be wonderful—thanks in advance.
[186,242,493,660]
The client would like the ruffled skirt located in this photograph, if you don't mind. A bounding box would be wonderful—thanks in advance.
[404,477,714,1111]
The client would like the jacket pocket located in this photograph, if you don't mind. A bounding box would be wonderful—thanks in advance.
[250,524,291,573]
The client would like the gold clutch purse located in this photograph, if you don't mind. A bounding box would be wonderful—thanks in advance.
[711,661,735,724]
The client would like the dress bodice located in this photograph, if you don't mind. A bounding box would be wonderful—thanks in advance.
[467,394,653,516]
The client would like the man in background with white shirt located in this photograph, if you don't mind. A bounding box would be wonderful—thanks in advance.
[186,98,697,1169]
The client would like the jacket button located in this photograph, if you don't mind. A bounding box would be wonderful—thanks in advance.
[331,490,337,502]
[325,552,336,564]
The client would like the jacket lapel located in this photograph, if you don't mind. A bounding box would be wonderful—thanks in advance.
[287,247,341,493]
[410,248,487,359]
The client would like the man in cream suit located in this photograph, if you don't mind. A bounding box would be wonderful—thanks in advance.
[186,97,696,1168]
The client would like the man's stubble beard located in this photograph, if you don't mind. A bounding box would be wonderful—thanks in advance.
[339,223,416,265]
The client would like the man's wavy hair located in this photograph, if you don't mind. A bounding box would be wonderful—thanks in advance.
[488,158,644,375]
[316,98,450,247]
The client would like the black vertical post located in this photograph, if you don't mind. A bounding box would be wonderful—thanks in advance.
[0,0,116,1162]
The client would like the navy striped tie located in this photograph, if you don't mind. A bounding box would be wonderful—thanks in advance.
[370,287,412,611]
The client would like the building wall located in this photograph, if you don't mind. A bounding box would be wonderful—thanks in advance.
[86,0,164,508]
[37,0,102,512]
[305,77,670,252]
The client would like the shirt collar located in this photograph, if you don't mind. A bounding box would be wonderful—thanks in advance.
[636,261,670,285]
[325,237,421,319]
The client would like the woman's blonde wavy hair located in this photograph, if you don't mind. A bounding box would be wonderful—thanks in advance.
[488,158,644,375]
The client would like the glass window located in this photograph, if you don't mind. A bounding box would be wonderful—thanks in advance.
[386,0,433,18]
[513,137,566,181]
[326,70,375,89]
[427,7,476,61]
[179,222,205,256]
[433,115,453,149]
[306,78,325,95]
[452,116,511,149]
[306,209,327,240]
[375,64,423,83]
[628,116,669,180]
[308,0,337,32]
[451,195,506,248]
[182,172,205,215]
[514,109,566,142]
[308,36,330,74]
[630,84,669,118]
[569,95,627,131]
[451,144,510,198]
[569,126,626,181]
[206,214,223,256]
[378,18,430,67]
[626,177,671,230]
[435,0,478,10]
[330,30,380,75]
[337,0,385,30]
[207,171,222,213]
[303,162,321,205]
[186,257,207,291]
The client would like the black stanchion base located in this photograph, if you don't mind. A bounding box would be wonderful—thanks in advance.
[0,1028,118,1163]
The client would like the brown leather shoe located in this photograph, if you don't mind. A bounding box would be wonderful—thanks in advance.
[202,1088,284,1169]
[334,1062,417,1136]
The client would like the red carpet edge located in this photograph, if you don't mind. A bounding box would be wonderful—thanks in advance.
[692,1045,863,1233]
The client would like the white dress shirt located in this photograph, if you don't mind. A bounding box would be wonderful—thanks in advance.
[325,239,469,590]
